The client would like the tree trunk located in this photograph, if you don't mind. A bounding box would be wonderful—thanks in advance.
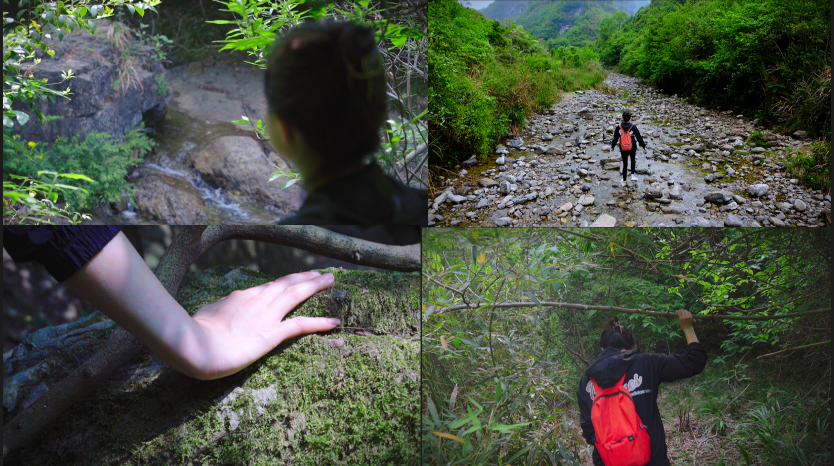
[3,266,419,465]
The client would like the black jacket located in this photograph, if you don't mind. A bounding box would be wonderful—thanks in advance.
[577,343,707,466]
[611,122,645,152]
[278,161,427,226]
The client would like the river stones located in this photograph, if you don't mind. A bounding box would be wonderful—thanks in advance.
[590,213,617,227]
[188,136,305,213]
[478,178,499,188]
[704,191,734,204]
[134,174,208,224]
[747,183,769,197]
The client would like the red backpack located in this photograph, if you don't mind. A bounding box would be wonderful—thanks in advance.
[590,373,651,466]
[618,124,634,151]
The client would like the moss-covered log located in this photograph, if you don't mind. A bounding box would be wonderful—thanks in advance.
[3,266,419,465]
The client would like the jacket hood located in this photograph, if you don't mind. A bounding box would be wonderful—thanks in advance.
[585,346,638,388]
[619,122,634,130]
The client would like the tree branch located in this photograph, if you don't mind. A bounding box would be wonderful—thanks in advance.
[3,226,418,457]
[755,340,831,359]
[436,302,831,322]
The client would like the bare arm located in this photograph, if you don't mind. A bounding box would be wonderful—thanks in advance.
[676,309,699,344]
[64,231,338,380]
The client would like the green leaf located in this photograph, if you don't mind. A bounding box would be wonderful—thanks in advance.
[135,6,144,17]
[4,191,21,204]
[49,192,59,202]
[490,422,531,432]
[206,19,240,24]
[127,4,135,14]
[56,173,95,182]
[76,6,87,18]
[281,178,299,189]
[12,110,29,125]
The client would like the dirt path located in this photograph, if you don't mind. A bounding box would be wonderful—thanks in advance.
[428,71,830,227]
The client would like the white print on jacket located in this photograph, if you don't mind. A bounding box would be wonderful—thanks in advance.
[586,373,644,401]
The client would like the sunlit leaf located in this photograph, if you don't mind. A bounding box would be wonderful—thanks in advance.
[432,432,463,443]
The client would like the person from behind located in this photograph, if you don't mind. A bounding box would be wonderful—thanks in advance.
[577,311,707,466]
[263,21,427,225]
[611,111,646,187]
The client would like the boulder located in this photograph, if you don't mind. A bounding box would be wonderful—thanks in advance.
[188,136,305,213]
[134,174,208,224]
[506,138,524,149]
[794,199,807,212]
[747,183,769,198]
[495,217,513,227]
[704,191,734,204]
[12,20,173,144]
[603,162,621,171]
[478,178,499,188]
[590,214,617,227]
[724,214,744,227]
[644,187,663,199]
[793,130,807,139]
[3,267,419,465]
[461,156,478,167]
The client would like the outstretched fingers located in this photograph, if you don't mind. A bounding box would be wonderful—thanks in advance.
[254,271,323,303]
[274,316,341,343]
[271,273,335,320]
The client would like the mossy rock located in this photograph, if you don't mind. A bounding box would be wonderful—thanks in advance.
[4,267,419,465]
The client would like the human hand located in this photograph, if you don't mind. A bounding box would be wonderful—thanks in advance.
[676,309,693,330]
[190,271,339,380]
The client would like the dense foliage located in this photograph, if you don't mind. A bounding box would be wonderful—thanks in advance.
[3,0,158,223]
[517,1,620,49]
[3,124,154,211]
[596,0,831,139]
[422,228,830,465]
[429,0,605,168]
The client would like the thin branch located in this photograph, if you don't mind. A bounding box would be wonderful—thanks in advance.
[435,302,831,322]
[756,340,831,359]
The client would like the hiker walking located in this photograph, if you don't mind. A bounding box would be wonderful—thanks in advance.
[577,311,707,466]
[611,111,646,187]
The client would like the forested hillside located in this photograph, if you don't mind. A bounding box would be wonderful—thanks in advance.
[422,228,831,465]
[429,0,605,168]
[596,0,830,139]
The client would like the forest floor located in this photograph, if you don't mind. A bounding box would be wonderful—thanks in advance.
[565,349,830,465]
[429,71,831,228]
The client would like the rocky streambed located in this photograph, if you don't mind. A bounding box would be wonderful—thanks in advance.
[428,71,831,227]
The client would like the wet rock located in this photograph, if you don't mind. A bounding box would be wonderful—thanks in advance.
[747,183,769,197]
[189,136,305,213]
[12,20,173,144]
[704,191,734,204]
[590,214,617,227]
[461,156,478,167]
[644,187,663,199]
[134,174,209,224]
[507,138,524,149]
[724,214,743,227]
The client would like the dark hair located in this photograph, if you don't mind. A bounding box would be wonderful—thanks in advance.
[264,21,387,165]
[622,111,631,122]
[599,317,635,350]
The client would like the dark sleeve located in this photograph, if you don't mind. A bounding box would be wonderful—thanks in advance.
[651,342,708,384]
[577,376,595,445]
[3,226,121,282]
[611,126,620,149]
[633,126,646,148]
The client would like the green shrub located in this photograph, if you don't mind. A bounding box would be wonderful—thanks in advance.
[3,124,154,210]
[596,0,830,139]
[785,140,830,192]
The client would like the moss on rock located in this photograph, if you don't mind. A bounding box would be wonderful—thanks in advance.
[5,267,419,465]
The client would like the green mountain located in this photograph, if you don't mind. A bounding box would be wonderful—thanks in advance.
[479,1,531,22]
[481,1,649,49]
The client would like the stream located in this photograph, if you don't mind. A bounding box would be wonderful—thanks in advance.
[429,71,830,227]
